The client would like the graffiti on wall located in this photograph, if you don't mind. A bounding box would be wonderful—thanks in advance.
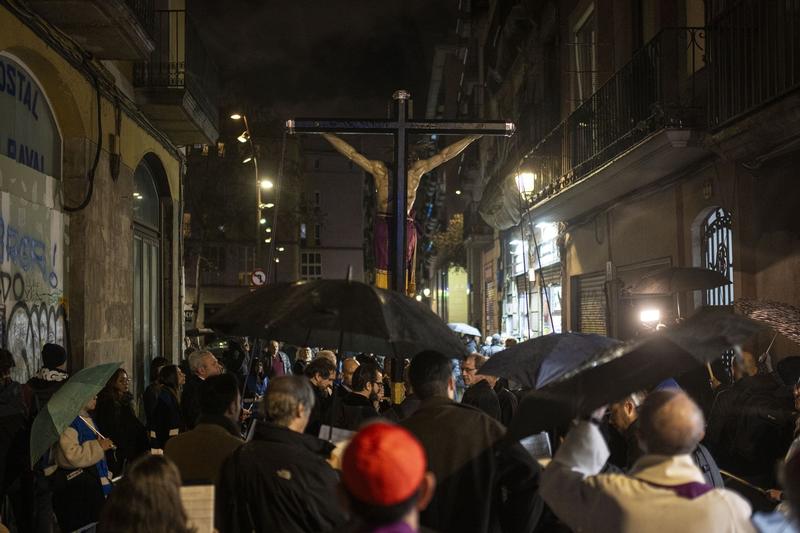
[0,188,68,383]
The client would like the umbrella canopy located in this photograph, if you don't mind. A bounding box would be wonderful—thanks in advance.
[734,298,800,345]
[30,362,120,466]
[629,267,731,295]
[448,323,481,337]
[509,307,760,439]
[206,279,468,358]
[480,333,620,389]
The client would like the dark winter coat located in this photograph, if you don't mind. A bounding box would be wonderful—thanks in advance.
[216,421,346,533]
[94,392,148,474]
[331,391,380,431]
[180,373,203,430]
[150,387,184,449]
[461,380,502,422]
[305,385,332,437]
[401,396,543,533]
[142,382,162,428]
[493,382,518,427]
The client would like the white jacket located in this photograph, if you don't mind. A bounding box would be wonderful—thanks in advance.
[540,421,755,533]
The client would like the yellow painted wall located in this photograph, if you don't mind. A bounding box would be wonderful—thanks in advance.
[0,7,181,194]
[448,266,469,323]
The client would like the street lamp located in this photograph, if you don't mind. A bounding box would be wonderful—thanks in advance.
[260,178,274,190]
[515,172,536,199]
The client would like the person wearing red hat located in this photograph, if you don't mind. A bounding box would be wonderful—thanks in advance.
[340,422,436,533]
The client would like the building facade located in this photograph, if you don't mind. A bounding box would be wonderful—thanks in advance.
[437,0,800,355]
[1,0,218,396]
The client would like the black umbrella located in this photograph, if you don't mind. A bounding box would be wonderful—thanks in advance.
[509,307,761,439]
[629,267,730,295]
[205,279,468,358]
[734,298,800,346]
[480,333,620,389]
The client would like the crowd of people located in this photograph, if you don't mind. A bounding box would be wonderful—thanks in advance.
[0,331,799,532]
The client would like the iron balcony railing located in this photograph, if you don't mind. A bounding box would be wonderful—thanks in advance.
[134,9,220,128]
[124,0,155,38]
[519,28,705,206]
[708,0,800,129]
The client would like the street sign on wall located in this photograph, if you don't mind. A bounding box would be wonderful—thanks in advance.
[251,268,267,286]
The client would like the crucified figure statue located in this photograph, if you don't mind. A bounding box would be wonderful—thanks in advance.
[321,133,481,214]
[321,133,481,291]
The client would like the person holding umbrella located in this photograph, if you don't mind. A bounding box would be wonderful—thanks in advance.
[539,389,754,533]
[28,363,121,533]
[52,394,115,531]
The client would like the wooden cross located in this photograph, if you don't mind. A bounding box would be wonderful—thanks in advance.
[287,90,515,293]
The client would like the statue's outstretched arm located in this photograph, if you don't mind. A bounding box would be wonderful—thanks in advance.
[322,133,377,175]
[410,134,482,176]
[406,135,482,212]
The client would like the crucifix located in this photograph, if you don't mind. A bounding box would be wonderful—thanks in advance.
[286,90,515,294]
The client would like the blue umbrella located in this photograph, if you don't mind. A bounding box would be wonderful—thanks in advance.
[479,333,620,389]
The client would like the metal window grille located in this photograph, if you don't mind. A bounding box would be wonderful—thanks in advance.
[701,207,734,305]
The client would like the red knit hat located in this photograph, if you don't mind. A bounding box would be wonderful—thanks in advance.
[342,423,427,506]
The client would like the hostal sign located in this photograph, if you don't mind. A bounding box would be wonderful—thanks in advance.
[0,53,60,177]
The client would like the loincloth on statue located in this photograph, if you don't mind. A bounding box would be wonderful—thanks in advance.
[374,214,417,293]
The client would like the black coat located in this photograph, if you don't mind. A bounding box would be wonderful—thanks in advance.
[217,421,346,533]
[331,392,381,431]
[151,388,185,449]
[181,374,203,430]
[305,386,332,437]
[401,396,543,533]
[493,383,518,427]
[94,393,148,473]
[461,380,502,422]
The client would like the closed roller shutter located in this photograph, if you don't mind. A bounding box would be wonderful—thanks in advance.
[577,272,607,335]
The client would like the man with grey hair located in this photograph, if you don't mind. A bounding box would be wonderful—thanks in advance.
[540,389,754,533]
[182,350,222,429]
[216,376,345,533]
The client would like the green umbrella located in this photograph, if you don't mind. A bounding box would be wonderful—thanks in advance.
[30,362,121,467]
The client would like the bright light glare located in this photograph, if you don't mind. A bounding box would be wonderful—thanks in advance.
[260,179,274,190]
[237,132,249,143]
[537,222,558,241]
[265,202,275,208]
[265,227,272,233]
[230,113,242,120]
[278,247,285,252]
[515,172,536,194]
[455,190,462,195]
[264,238,271,243]
[415,295,423,302]
[640,309,661,323]
[422,288,431,297]
[274,258,280,263]
[242,156,253,163]
[259,218,267,224]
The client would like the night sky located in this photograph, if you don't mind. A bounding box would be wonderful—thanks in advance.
[194,0,459,123]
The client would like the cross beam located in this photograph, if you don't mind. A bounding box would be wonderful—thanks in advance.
[286,90,515,295]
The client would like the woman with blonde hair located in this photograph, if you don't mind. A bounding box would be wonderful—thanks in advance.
[98,454,193,533]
